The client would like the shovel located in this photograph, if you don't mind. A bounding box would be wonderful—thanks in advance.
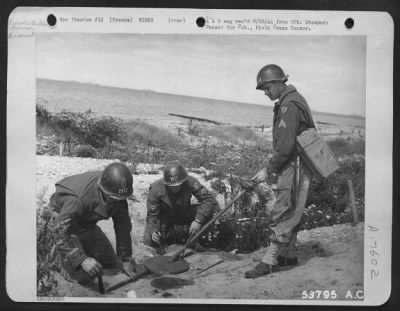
[105,255,191,293]
[105,264,151,293]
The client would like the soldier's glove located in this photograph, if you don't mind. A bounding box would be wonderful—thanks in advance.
[252,167,268,184]
[151,231,162,245]
[80,257,103,279]
[121,257,136,278]
[239,178,256,191]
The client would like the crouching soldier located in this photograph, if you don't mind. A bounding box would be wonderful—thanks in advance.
[49,162,136,284]
[144,161,218,249]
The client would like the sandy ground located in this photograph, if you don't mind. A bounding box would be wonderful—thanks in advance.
[37,155,364,301]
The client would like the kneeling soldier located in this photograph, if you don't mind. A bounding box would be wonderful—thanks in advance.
[144,161,218,249]
[49,162,136,284]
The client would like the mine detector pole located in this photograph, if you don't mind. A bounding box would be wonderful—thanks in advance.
[169,189,247,262]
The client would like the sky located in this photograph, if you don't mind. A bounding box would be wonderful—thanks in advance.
[37,33,366,116]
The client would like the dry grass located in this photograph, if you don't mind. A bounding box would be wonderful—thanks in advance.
[204,125,262,144]
[204,125,264,145]
[124,120,182,149]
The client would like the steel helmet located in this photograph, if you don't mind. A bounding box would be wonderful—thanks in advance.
[256,64,289,90]
[98,162,133,200]
[163,161,188,186]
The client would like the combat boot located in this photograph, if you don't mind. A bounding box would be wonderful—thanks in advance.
[278,232,298,266]
[277,255,298,266]
[245,262,276,278]
[245,242,282,279]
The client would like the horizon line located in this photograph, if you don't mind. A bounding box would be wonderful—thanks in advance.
[37,77,366,119]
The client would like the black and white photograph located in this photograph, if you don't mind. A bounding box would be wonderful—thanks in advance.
[6,8,393,305]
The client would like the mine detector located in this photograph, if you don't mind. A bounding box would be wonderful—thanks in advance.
[104,188,248,294]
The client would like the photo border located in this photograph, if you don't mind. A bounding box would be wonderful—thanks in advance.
[2,0,399,309]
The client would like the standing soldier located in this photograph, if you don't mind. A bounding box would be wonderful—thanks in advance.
[144,161,218,249]
[245,64,315,278]
[49,162,136,284]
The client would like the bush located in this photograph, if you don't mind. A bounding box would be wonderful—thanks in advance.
[125,120,181,149]
[198,179,274,253]
[201,216,272,252]
[74,145,97,158]
[49,110,126,148]
[36,103,127,158]
[37,191,64,296]
[328,137,365,157]
[301,203,361,230]
[49,110,83,143]
[304,154,365,229]
[36,104,52,126]
[83,116,126,149]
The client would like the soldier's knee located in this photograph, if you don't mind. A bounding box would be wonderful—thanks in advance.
[61,261,93,285]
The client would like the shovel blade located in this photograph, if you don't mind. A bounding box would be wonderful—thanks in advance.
[144,256,189,275]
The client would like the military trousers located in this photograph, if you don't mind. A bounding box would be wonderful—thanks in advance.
[268,159,312,245]
[61,225,119,283]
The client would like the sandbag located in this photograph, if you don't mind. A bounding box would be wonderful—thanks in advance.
[296,128,339,179]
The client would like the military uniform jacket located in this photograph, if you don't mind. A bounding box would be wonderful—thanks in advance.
[50,171,132,269]
[269,84,315,174]
[146,176,218,235]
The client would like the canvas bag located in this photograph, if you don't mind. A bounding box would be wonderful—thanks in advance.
[296,128,339,179]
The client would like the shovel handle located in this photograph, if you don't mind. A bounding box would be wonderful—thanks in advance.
[97,275,105,294]
[168,232,195,262]
[105,268,149,293]
[169,189,247,262]
[94,253,105,294]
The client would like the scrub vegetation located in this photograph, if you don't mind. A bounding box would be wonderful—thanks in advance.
[37,190,65,296]
[36,104,365,291]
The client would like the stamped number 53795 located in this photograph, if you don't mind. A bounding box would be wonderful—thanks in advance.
[302,290,337,300]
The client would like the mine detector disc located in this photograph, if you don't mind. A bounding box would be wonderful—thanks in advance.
[150,277,194,290]
[144,255,190,275]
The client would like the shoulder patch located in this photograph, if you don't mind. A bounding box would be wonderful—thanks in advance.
[278,119,287,128]
[200,187,208,195]
[193,181,202,190]
[281,106,287,114]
